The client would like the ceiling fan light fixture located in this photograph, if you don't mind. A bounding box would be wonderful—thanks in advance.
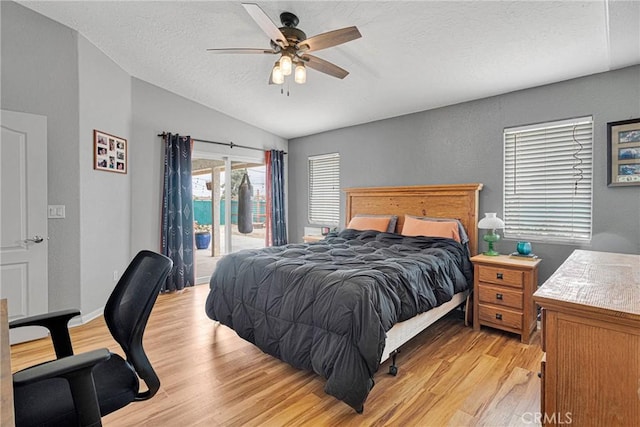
[272,63,284,84]
[208,5,361,86]
[294,62,306,84]
[279,54,293,76]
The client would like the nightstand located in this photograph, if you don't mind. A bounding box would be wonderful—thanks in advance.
[471,254,541,343]
[302,235,324,243]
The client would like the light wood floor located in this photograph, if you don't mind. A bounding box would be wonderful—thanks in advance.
[10,285,543,426]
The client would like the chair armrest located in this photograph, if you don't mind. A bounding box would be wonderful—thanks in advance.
[8,308,80,329]
[13,349,110,427]
[13,348,110,386]
[9,309,80,358]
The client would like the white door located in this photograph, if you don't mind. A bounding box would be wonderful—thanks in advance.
[0,110,49,344]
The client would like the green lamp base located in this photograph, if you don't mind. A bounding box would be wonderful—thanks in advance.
[483,248,501,256]
[482,231,501,256]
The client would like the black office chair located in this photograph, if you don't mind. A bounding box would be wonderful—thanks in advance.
[10,250,173,427]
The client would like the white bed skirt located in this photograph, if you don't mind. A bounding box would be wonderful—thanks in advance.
[380,290,469,363]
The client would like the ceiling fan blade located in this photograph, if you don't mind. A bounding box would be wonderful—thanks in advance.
[301,54,349,79]
[206,48,276,54]
[297,26,361,53]
[242,3,289,47]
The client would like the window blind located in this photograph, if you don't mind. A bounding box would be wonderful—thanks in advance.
[503,117,593,243]
[309,153,340,225]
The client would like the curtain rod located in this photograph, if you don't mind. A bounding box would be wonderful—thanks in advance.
[157,132,287,155]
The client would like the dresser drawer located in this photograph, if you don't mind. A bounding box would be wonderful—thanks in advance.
[478,284,523,310]
[478,265,523,288]
[478,304,523,330]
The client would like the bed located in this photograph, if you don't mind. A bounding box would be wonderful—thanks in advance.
[205,183,483,413]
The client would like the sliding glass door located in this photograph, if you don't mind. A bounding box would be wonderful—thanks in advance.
[192,151,265,284]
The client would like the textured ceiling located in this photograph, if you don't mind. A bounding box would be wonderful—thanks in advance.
[18,1,640,139]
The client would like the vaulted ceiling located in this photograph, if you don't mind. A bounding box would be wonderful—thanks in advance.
[19,1,640,139]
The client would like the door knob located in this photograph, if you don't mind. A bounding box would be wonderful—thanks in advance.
[24,235,45,244]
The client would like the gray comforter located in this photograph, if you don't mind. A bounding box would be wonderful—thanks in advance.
[205,229,473,412]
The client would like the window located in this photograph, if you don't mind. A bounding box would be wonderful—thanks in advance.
[503,117,593,244]
[309,153,340,225]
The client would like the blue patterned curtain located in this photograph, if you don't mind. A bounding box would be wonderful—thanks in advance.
[265,150,287,246]
[161,133,194,291]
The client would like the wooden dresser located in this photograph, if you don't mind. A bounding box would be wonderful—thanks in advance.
[471,254,541,344]
[533,250,640,426]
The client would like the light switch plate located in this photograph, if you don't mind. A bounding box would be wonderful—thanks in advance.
[48,205,66,218]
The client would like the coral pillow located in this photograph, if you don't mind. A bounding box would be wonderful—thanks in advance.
[408,215,469,244]
[352,214,398,233]
[347,216,391,232]
[401,216,461,242]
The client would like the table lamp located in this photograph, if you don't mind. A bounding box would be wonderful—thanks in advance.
[478,213,505,256]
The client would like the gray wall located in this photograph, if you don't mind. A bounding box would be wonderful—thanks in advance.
[130,79,287,255]
[2,1,82,311]
[288,66,640,282]
[2,3,133,315]
[77,35,132,313]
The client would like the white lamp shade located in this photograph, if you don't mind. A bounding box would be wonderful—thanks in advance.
[272,64,284,84]
[294,63,306,84]
[478,213,505,229]
[279,55,292,76]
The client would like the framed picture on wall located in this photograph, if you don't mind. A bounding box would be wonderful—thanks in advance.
[94,130,127,174]
[608,118,640,187]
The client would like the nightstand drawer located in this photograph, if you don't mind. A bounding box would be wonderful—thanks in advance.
[478,265,523,288]
[478,284,523,310]
[478,304,523,331]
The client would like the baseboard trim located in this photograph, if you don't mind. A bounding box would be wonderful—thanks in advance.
[68,307,104,328]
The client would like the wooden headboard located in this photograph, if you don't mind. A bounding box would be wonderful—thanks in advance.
[344,184,484,256]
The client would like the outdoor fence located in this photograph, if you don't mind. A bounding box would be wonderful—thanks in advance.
[193,199,266,226]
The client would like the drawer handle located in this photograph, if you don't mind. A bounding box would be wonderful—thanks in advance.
[495,313,503,321]
[496,293,503,300]
[496,273,503,280]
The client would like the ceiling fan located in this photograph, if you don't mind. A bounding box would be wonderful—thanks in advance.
[207,3,361,85]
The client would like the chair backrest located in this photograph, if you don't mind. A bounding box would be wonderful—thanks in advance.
[104,250,172,399]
